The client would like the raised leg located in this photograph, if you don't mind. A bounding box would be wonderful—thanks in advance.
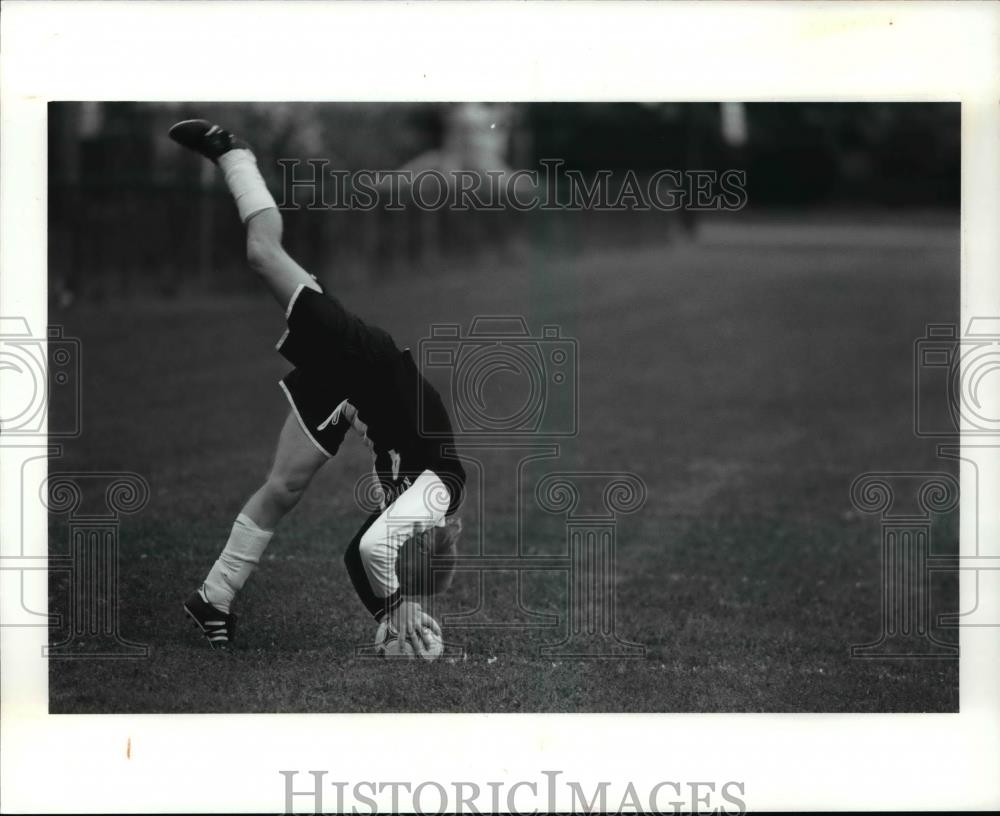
[168,119,322,311]
[244,207,321,310]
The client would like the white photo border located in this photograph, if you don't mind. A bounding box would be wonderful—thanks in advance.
[2,1,998,812]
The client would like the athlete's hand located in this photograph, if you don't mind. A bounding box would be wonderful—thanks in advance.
[389,600,440,650]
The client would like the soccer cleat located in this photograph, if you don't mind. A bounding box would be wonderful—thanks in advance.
[168,119,249,162]
[183,589,236,649]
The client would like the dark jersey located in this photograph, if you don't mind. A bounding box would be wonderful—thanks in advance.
[276,285,465,512]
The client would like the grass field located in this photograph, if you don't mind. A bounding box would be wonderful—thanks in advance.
[49,214,960,712]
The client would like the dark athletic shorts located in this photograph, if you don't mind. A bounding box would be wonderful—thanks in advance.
[279,367,352,457]
[275,284,465,514]
[276,283,399,457]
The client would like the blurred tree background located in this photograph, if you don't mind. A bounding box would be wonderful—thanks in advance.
[48,102,959,300]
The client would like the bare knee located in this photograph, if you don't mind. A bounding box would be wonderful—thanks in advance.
[246,232,283,274]
[263,471,310,512]
[245,210,284,272]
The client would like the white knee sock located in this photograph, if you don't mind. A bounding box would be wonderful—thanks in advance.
[218,149,277,223]
[201,513,274,613]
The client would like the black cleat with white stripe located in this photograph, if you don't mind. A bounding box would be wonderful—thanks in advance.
[168,119,249,163]
[184,590,236,649]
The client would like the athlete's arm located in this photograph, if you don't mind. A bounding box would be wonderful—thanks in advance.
[343,511,395,617]
[342,519,439,648]
[344,470,450,645]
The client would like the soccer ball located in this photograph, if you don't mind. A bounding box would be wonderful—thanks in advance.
[374,619,415,658]
[416,627,444,662]
[374,618,444,661]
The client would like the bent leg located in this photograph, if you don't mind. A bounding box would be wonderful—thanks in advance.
[171,124,324,313]
[244,207,322,311]
[242,408,330,529]
[201,411,328,612]
[214,146,321,311]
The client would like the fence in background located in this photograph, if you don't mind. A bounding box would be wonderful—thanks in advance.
[49,182,696,300]
[48,101,960,301]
